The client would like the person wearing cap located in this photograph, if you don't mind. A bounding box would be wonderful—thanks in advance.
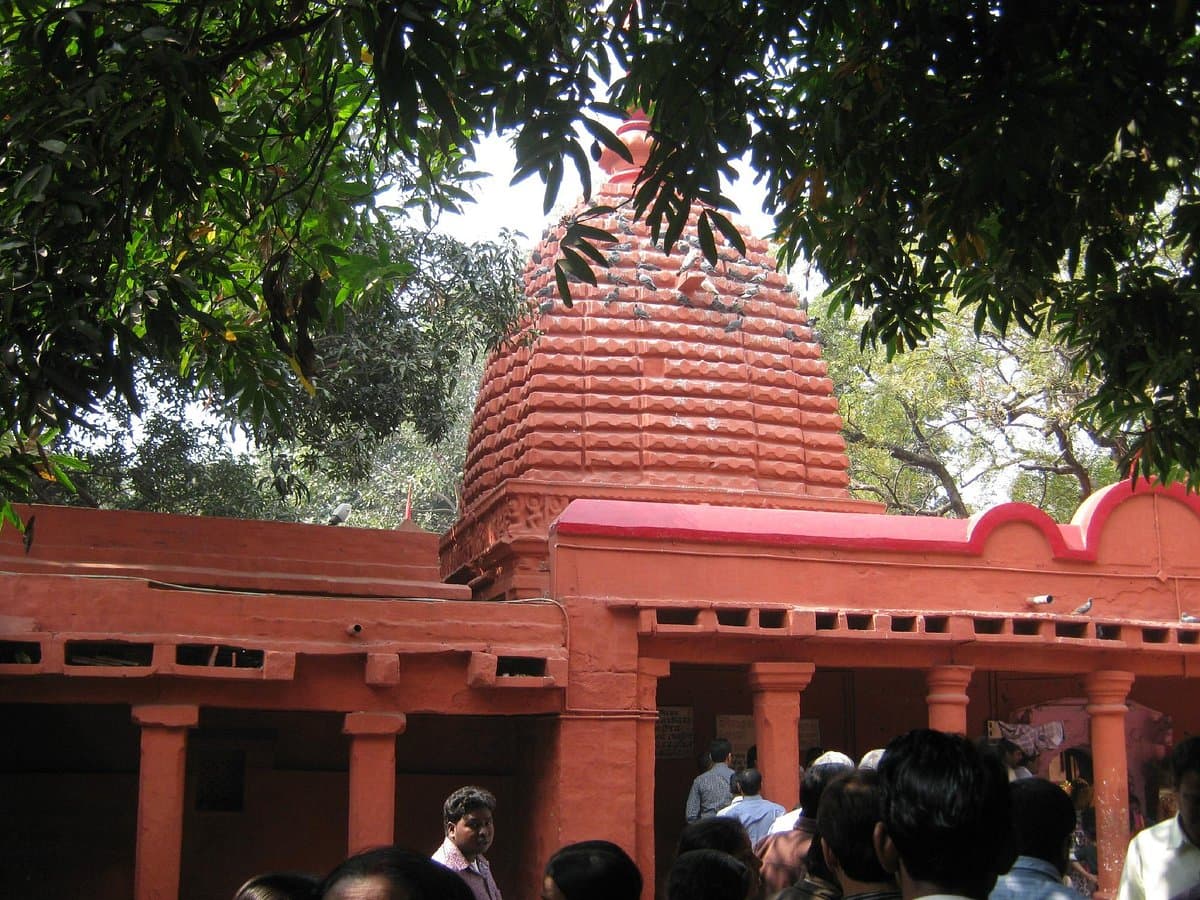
[858,749,886,771]
[768,751,856,835]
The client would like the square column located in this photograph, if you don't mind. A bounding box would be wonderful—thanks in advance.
[132,704,199,900]
[749,662,816,811]
[1085,670,1135,900]
[636,658,671,897]
[925,665,974,735]
[343,712,407,853]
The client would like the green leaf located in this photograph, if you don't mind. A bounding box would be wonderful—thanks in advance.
[697,212,718,264]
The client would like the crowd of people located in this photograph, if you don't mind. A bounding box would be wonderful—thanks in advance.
[229,730,1200,900]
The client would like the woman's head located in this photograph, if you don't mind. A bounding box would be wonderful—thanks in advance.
[542,840,642,900]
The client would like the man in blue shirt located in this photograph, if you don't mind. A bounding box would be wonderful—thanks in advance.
[991,777,1084,900]
[717,768,787,846]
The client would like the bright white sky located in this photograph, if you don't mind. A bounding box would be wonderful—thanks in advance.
[430,133,820,293]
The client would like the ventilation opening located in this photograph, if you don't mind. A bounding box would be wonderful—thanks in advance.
[657,608,699,626]
[1142,628,1169,644]
[176,644,265,669]
[1054,622,1088,639]
[846,614,872,631]
[496,656,547,677]
[924,616,948,634]
[974,618,1005,635]
[759,610,786,629]
[891,616,916,633]
[1013,620,1041,637]
[1096,624,1122,641]
[0,641,40,664]
[716,609,750,627]
[1179,630,1199,646]
[815,613,838,631]
[66,641,153,667]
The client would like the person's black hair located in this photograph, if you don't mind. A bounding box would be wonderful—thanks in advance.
[443,785,497,825]
[802,747,826,768]
[544,840,642,900]
[234,872,319,900]
[746,745,758,770]
[817,770,891,884]
[734,768,763,796]
[677,817,751,858]
[319,847,474,900]
[1008,778,1075,867]
[667,849,752,900]
[802,826,836,884]
[997,739,1021,757]
[709,738,733,764]
[878,728,1013,898]
[1171,735,1200,782]
[799,759,854,817]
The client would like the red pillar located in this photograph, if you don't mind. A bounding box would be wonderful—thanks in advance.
[132,704,199,900]
[1085,670,1134,900]
[925,665,973,734]
[636,658,671,899]
[343,712,407,853]
[749,662,816,811]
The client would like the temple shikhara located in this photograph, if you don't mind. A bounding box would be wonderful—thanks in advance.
[1,115,1198,900]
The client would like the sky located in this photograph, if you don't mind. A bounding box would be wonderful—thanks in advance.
[428,132,824,296]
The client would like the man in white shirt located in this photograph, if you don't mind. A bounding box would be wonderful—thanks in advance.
[1117,736,1200,900]
[433,785,503,900]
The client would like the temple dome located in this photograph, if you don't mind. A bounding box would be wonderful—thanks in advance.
[462,117,850,506]
[442,114,874,597]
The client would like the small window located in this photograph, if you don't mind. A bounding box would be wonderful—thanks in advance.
[496,656,547,677]
[758,610,786,629]
[66,641,152,667]
[657,608,699,626]
[1055,623,1088,639]
[716,609,750,627]
[924,616,948,634]
[0,641,40,664]
[176,644,265,668]
[973,619,1005,635]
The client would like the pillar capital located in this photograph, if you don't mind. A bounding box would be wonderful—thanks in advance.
[1084,670,1135,713]
[925,664,974,693]
[343,712,407,736]
[132,704,199,729]
[926,665,974,735]
[748,661,816,693]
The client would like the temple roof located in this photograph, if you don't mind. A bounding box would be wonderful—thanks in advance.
[459,115,852,511]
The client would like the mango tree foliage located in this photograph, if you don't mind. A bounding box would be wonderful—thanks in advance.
[0,0,611,520]
[611,1,1200,487]
[823,309,1120,521]
[5,0,1200,521]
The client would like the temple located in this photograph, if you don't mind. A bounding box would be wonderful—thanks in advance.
[1,115,1198,900]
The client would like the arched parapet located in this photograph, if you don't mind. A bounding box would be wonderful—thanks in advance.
[963,502,1086,563]
[1070,479,1200,570]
